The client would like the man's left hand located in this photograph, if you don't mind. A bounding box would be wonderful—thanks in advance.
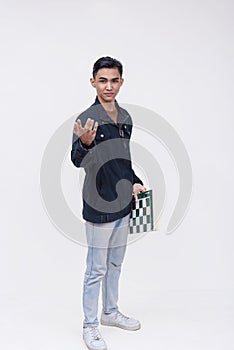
[133,183,147,201]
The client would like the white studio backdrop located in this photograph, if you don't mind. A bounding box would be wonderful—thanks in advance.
[0,0,234,349]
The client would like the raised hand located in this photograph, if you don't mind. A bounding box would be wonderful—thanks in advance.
[74,118,98,146]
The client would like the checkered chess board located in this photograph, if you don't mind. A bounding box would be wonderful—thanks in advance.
[129,189,154,234]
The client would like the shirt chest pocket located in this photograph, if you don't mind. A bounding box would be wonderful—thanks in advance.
[122,124,131,139]
[95,126,112,144]
[95,123,131,144]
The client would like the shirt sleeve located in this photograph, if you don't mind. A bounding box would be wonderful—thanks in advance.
[131,168,144,185]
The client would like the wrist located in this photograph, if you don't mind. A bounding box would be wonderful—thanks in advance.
[79,139,94,150]
[80,137,92,146]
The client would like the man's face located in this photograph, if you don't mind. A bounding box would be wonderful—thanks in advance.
[90,67,124,104]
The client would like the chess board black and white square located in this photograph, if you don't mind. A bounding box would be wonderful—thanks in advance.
[129,189,154,234]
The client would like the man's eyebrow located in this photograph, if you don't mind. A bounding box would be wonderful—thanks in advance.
[98,76,120,80]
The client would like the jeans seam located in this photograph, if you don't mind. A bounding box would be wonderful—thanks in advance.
[90,223,94,278]
[85,222,94,279]
[83,223,95,327]
[103,247,110,312]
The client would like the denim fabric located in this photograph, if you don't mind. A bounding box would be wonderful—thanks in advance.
[83,214,130,328]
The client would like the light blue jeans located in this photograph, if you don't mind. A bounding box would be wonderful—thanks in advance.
[83,214,130,328]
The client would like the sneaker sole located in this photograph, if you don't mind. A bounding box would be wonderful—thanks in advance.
[100,320,141,331]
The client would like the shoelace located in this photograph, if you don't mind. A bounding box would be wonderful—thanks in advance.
[115,311,130,322]
[90,327,101,341]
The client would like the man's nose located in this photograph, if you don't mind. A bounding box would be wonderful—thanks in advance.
[106,81,112,90]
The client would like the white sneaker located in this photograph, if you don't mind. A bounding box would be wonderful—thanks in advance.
[83,327,107,350]
[101,311,141,331]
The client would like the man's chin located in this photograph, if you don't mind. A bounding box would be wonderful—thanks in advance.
[100,95,116,103]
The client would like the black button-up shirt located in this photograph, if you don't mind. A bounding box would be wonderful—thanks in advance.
[71,97,143,223]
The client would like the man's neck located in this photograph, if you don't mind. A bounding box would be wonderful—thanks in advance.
[98,97,118,123]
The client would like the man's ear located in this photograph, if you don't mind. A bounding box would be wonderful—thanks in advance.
[120,78,124,86]
[90,78,96,88]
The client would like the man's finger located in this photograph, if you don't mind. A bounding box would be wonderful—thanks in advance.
[85,118,95,131]
[73,122,81,135]
[91,121,98,135]
[76,119,83,129]
[134,193,138,202]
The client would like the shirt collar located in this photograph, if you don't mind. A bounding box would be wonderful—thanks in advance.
[92,96,129,124]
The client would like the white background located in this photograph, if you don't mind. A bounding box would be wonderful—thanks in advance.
[1,0,234,349]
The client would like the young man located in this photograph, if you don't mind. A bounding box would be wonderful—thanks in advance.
[71,56,146,350]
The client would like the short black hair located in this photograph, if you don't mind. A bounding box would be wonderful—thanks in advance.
[92,56,123,78]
